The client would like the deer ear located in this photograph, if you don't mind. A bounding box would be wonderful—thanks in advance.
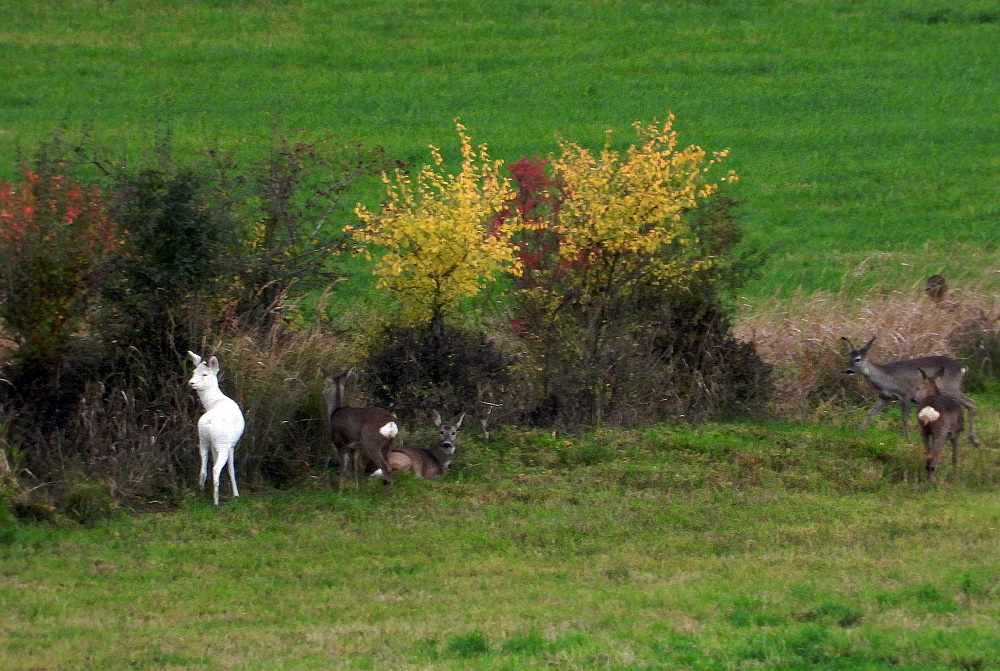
[432,410,442,427]
[455,412,466,429]
[841,337,854,352]
[863,335,876,351]
[188,351,202,365]
[209,356,220,372]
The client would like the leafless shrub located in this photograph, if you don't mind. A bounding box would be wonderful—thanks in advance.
[218,318,362,487]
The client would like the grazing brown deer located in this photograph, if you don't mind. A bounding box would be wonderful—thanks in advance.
[379,410,465,479]
[321,368,397,491]
[842,336,977,446]
[912,367,965,482]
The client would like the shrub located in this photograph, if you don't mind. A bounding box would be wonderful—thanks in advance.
[949,313,1000,392]
[229,136,398,327]
[0,155,114,373]
[502,131,766,425]
[352,120,518,326]
[102,164,240,372]
[0,131,392,510]
[0,153,118,453]
[361,320,512,423]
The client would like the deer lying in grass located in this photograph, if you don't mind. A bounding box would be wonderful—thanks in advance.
[842,336,977,446]
[321,368,397,491]
[912,367,965,483]
[377,410,466,479]
[187,351,245,505]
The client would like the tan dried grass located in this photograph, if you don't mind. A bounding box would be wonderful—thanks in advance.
[735,282,1000,419]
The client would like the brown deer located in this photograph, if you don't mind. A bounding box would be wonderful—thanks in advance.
[912,367,965,482]
[321,368,397,491]
[842,336,977,446]
[380,411,466,479]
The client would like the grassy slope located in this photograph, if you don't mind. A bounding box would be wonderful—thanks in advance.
[1,0,998,296]
[4,421,1000,669]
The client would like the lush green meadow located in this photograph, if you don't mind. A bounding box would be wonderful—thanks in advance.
[5,2,1000,669]
[2,0,999,295]
[5,419,1000,670]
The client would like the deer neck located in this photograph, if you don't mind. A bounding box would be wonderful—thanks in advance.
[432,445,455,470]
[195,384,228,412]
[860,360,902,391]
[324,382,345,419]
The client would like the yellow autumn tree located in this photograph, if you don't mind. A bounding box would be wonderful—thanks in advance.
[510,114,742,423]
[352,120,518,326]
[520,114,737,317]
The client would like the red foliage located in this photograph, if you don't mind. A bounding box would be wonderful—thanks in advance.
[0,162,116,359]
[0,164,113,250]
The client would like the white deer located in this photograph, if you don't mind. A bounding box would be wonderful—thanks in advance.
[187,351,245,505]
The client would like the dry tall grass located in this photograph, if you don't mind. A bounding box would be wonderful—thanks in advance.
[735,282,1000,420]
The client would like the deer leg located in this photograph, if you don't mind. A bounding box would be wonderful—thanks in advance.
[958,395,979,447]
[899,397,911,441]
[862,397,888,429]
[951,433,959,469]
[338,447,350,492]
[925,435,943,484]
[211,451,226,505]
[352,450,362,489]
[367,444,391,487]
[921,433,933,483]
[226,448,239,498]
[198,438,210,491]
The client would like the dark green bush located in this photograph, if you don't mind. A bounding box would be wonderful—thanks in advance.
[362,320,513,424]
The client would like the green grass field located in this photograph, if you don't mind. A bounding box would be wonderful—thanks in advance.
[4,420,1000,670]
[4,2,1000,668]
[2,0,998,296]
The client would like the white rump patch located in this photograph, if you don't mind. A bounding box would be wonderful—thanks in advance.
[371,469,385,478]
[379,422,399,439]
[918,406,941,425]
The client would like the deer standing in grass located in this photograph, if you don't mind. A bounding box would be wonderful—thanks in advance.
[321,368,397,491]
[912,367,965,482]
[380,410,466,479]
[187,351,244,505]
[842,336,978,446]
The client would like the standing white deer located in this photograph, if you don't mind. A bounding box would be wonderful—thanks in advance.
[842,336,978,446]
[187,351,245,505]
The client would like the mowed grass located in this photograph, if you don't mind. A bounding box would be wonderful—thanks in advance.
[2,0,999,296]
[4,420,1000,669]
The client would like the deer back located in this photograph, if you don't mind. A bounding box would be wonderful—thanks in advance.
[843,337,965,399]
[915,368,965,434]
[329,406,399,446]
[387,446,447,479]
[882,357,965,398]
